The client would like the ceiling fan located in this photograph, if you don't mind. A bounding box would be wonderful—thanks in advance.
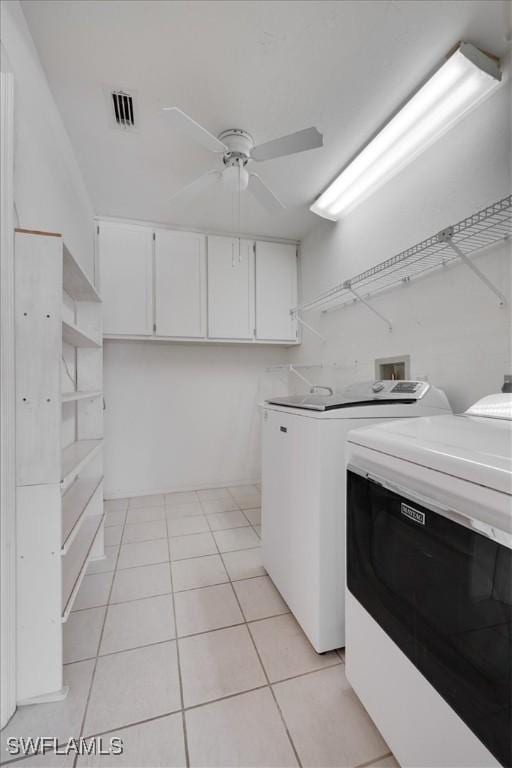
[163,107,324,212]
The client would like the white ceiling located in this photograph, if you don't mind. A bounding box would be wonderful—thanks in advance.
[22,0,510,240]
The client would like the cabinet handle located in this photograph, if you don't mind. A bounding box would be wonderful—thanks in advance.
[280,426,287,433]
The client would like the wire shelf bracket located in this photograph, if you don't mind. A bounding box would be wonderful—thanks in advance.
[290,195,511,316]
[292,312,326,342]
[266,363,323,389]
[344,284,393,331]
[438,227,507,306]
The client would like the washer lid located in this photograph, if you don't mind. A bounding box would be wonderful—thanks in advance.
[347,404,512,495]
[265,393,417,411]
[266,380,430,411]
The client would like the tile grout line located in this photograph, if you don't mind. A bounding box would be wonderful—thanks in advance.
[121,514,255,539]
[202,496,304,768]
[80,652,346,742]
[110,487,258,511]
[66,648,341,689]
[354,752,393,768]
[116,501,261,536]
[240,507,262,539]
[116,542,263,570]
[84,608,292,659]
[69,559,268,617]
[72,504,129,768]
[164,513,191,768]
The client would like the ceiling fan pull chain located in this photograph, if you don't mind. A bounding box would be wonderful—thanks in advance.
[231,189,236,267]
[238,162,242,263]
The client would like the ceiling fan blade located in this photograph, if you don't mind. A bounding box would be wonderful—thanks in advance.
[170,169,221,202]
[248,173,286,212]
[162,107,227,153]
[251,126,323,162]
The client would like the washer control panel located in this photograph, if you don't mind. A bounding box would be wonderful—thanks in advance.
[390,381,420,394]
[372,380,429,399]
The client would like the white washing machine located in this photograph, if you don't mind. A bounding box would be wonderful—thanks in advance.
[261,380,451,653]
[345,393,511,768]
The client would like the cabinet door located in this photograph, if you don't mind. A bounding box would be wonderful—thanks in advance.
[207,236,255,340]
[98,222,153,336]
[155,230,206,338]
[255,241,297,341]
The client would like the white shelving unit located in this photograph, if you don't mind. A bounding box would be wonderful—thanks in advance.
[14,229,104,705]
[292,195,511,323]
[61,439,102,484]
[62,319,101,348]
[61,390,102,403]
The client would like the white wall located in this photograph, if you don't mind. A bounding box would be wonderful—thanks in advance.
[291,83,511,413]
[103,342,288,497]
[0,1,94,276]
[0,0,291,498]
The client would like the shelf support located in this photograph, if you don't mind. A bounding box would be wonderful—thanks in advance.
[266,364,323,389]
[292,312,326,342]
[345,284,393,331]
[438,228,507,306]
[288,365,316,388]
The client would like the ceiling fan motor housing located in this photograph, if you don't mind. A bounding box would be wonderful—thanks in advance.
[219,129,254,165]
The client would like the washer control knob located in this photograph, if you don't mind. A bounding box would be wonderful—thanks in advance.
[372,381,385,393]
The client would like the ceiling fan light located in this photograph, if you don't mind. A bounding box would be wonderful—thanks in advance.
[223,165,249,191]
[310,43,501,221]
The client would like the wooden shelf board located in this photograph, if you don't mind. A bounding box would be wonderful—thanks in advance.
[15,227,61,238]
[61,439,102,485]
[62,514,103,621]
[61,390,102,403]
[63,244,101,302]
[62,320,101,348]
[61,475,103,551]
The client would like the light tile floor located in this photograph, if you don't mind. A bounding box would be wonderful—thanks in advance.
[1,485,398,768]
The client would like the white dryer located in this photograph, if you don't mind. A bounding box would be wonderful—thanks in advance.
[345,393,512,768]
[261,380,451,653]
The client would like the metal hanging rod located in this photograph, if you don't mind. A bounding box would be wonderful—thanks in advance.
[291,194,511,316]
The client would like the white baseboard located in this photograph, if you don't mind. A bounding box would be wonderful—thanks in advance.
[18,686,69,706]
[104,478,261,500]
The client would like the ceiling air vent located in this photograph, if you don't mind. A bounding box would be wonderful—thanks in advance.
[111,90,135,129]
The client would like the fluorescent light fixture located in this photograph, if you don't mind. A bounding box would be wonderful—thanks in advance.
[311,43,501,221]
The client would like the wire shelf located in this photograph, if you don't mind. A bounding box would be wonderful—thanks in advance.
[293,195,511,314]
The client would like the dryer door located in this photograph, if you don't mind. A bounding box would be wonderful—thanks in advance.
[346,469,511,768]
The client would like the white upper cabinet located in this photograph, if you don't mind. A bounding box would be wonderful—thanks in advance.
[154,230,206,338]
[98,222,153,336]
[207,236,255,340]
[98,220,298,345]
[255,241,298,341]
